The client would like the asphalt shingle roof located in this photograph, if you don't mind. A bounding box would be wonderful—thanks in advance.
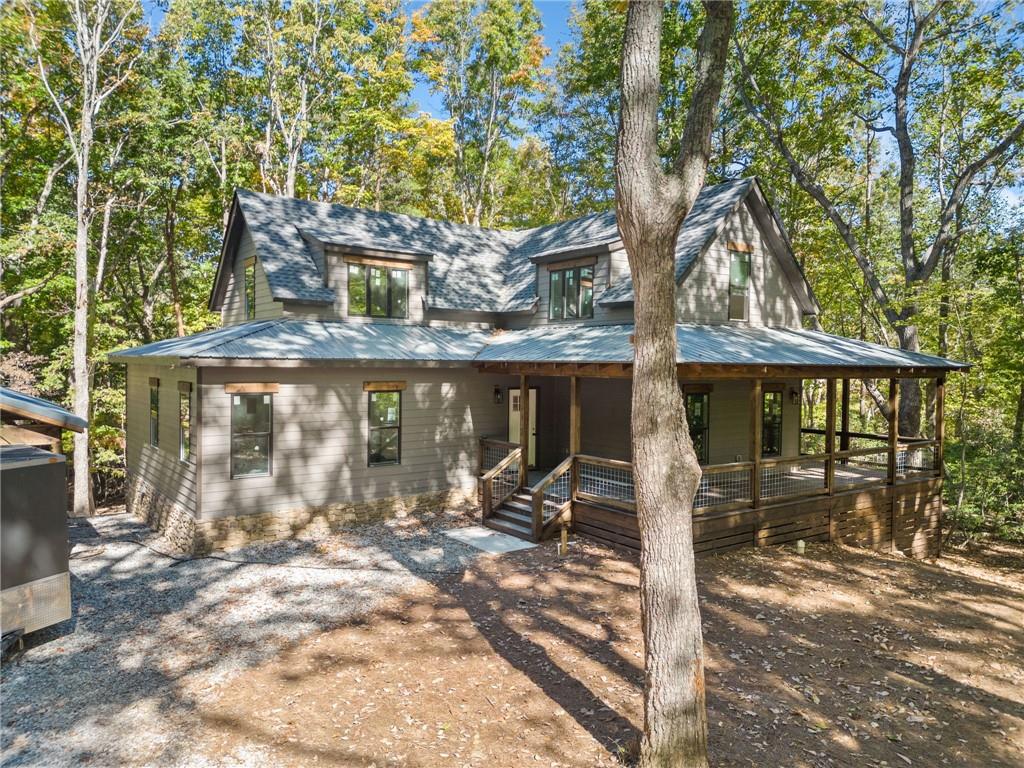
[229,179,755,314]
[111,320,967,371]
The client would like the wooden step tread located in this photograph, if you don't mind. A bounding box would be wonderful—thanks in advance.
[483,517,533,540]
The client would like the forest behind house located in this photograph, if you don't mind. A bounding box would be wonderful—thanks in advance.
[1,0,1021,540]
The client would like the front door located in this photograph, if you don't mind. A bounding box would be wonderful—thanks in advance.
[508,387,538,468]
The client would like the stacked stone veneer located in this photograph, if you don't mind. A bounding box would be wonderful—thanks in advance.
[126,473,477,554]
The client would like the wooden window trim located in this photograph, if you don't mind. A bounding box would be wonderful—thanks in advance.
[343,255,422,269]
[543,256,597,271]
[224,382,278,394]
[363,381,407,392]
[367,390,402,466]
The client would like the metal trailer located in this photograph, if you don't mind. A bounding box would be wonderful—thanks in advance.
[1,445,72,637]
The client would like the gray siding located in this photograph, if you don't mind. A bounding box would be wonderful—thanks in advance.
[676,202,804,328]
[126,363,198,513]
[198,366,516,520]
[221,230,282,326]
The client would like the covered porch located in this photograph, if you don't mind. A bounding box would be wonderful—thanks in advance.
[472,323,963,558]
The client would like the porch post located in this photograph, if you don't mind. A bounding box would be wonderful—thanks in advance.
[935,377,945,477]
[825,378,836,495]
[887,378,899,485]
[519,373,530,489]
[569,375,581,455]
[750,378,762,509]
[840,378,851,452]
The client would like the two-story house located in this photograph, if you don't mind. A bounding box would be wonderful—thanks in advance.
[111,178,964,556]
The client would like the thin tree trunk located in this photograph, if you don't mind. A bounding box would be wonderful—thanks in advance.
[164,181,185,336]
[1013,381,1024,451]
[615,3,733,766]
[72,118,93,517]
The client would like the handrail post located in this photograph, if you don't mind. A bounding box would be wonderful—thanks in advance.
[483,476,492,519]
[518,374,530,490]
[825,378,836,496]
[531,491,543,541]
[751,379,762,510]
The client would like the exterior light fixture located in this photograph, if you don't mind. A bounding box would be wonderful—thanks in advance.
[493,386,503,405]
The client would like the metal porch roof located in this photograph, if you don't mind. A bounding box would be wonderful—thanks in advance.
[111,320,967,372]
[0,387,88,432]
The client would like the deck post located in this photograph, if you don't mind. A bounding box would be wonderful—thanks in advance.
[935,377,945,477]
[840,378,851,453]
[825,378,836,496]
[751,378,762,512]
[887,378,899,485]
[569,375,581,503]
[519,374,530,489]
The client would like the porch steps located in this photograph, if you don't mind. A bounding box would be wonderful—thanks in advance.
[484,492,535,541]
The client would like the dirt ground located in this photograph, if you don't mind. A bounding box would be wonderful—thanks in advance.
[196,536,1023,768]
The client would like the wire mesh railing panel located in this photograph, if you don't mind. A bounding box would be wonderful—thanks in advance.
[761,458,828,499]
[481,441,513,472]
[834,450,889,489]
[898,443,936,476]
[694,467,752,509]
[578,460,635,505]
[491,460,520,507]
[542,470,571,509]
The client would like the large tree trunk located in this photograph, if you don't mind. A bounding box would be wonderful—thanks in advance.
[615,3,733,766]
[72,122,93,517]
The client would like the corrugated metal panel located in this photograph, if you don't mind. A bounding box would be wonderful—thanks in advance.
[111,320,968,370]
[0,387,88,431]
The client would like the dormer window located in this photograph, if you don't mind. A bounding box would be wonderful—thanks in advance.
[347,262,409,319]
[549,264,594,320]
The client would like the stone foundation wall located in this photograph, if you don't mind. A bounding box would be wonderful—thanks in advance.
[126,472,477,554]
[126,473,198,554]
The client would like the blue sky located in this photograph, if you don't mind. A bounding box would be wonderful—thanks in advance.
[141,0,576,118]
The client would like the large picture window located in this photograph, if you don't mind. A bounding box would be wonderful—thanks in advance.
[244,258,256,320]
[179,388,191,463]
[728,250,750,321]
[368,390,401,465]
[149,381,159,447]
[762,390,783,457]
[685,392,710,465]
[549,264,594,320]
[231,393,272,477]
[348,263,409,319]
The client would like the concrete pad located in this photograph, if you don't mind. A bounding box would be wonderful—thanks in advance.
[443,525,536,554]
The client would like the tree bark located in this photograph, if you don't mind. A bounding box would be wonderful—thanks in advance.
[615,3,733,766]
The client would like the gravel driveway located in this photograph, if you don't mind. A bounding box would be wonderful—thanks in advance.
[1,510,485,767]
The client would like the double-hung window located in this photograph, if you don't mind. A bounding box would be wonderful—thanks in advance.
[231,393,273,477]
[348,263,409,319]
[244,258,256,320]
[368,390,401,465]
[149,379,159,447]
[549,264,594,320]
[685,392,710,465]
[728,250,750,321]
[762,390,783,457]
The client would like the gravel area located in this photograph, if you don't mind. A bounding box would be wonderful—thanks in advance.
[0,509,484,767]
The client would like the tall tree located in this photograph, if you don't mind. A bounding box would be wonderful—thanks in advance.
[412,0,547,226]
[24,0,142,515]
[735,0,1024,435]
[615,2,734,766]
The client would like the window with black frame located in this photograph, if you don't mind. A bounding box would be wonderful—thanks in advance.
[685,392,710,465]
[762,390,783,457]
[347,263,409,319]
[231,393,272,477]
[368,390,401,465]
[244,258,256,320]
[548,264,594,320]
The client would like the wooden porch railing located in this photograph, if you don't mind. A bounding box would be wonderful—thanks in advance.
[478,438,524,520]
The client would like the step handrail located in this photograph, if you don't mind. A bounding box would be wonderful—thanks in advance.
[481,446,522,519]
[531,455,574,540]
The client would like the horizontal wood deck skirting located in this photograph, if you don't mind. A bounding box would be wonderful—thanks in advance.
[573,477,942,559]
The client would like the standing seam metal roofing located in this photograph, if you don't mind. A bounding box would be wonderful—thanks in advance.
[109,319,967,371]
[226,179,758,314]
[0,387,88,431]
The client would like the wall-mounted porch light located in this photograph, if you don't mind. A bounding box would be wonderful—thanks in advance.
[493,386,503,405]
[789,387,801,406]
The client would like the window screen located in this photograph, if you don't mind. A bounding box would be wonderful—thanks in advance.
[762,390,783,457]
